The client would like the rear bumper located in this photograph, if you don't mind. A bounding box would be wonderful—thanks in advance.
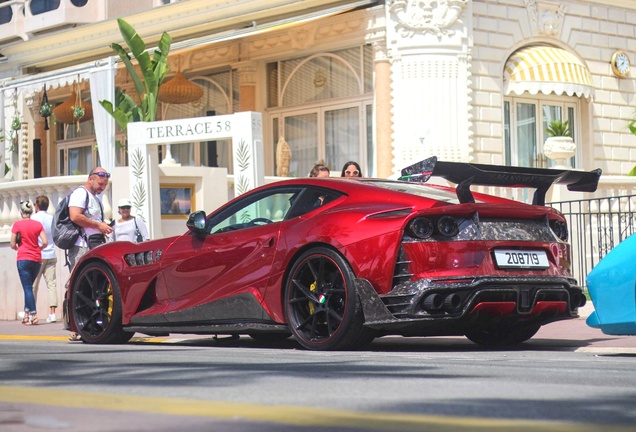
[357,276,584,335]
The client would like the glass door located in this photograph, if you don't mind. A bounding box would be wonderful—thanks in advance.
[325,105,361,174]
[283,112,319,178]
[505,97,579,169]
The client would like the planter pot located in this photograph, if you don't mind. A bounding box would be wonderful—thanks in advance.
[544,136,576,169]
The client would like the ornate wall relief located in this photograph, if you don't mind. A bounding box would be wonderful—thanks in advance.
[389,0,469,39]
[525,0,566,37]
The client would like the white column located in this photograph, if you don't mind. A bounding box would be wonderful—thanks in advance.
[386,0,473,173]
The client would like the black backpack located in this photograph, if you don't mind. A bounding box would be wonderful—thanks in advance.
[52,188,89,250]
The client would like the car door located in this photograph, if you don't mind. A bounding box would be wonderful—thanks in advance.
[159,188,300,323]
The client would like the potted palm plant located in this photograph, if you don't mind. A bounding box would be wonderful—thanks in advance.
[544,119,575,169]
[99,18,171,131]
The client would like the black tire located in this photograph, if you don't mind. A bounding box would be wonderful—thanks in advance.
[71,261,134,344]
[465,324,541,347]
[284,247,375,350]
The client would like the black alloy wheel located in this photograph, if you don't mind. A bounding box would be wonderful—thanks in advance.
[284,247,374,350]
[71,261,133,344]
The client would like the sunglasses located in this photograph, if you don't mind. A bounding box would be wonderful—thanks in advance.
[91,171,111,178]
[119,206,131,210]
[345,170,359,175]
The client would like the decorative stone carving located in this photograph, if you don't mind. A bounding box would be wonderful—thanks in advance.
[372,41,389,63]
[21,122,28,179]
[389,0,469,39]
[525,0,566,37]
[289,25,317,50]
[237,63,257,86]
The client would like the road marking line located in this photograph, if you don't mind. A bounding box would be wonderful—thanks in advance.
[0,386,631,432]
[575,347,636,354]
[0,335,68,341]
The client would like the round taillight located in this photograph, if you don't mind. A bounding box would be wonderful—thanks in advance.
[550,220,568,241]
[437,216,459,237]
[407,217,434,239]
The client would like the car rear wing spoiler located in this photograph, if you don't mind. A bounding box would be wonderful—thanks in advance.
[399,156,602,205]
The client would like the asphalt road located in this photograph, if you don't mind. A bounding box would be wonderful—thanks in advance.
[1,307,635,432]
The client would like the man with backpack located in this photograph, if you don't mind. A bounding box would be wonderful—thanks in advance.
[67,167,114,267]
[67,167,114,341]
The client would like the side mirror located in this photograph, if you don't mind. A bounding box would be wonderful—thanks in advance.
[186,211,207,236]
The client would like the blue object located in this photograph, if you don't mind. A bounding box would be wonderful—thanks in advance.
[586,233,636,335]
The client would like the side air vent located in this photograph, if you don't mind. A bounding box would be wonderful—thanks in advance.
[392,246,412,288]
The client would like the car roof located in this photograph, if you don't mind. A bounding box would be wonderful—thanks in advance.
[260,177,474,206]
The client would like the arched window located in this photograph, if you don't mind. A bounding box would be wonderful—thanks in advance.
[503,45,593,169]
[267,45,374,177]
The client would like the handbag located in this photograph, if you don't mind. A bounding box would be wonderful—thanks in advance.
[134,217,144,243]
[15,232,22,246]
[87,233,106,249]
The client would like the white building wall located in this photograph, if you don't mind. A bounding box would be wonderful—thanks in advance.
[471,0,636,175]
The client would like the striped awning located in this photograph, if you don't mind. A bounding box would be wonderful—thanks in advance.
[503,46,594,99]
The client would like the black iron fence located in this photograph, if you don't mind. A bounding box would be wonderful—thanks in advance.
[550,194,636,290]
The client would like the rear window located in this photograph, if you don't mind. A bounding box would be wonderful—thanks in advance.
[366,180,480,204]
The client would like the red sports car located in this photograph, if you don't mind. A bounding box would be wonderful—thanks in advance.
[64,157,601,350]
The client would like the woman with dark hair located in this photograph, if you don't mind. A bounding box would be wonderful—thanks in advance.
[341,161,362,178]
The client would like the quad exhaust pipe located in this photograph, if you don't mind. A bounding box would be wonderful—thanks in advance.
[422,293,461,312]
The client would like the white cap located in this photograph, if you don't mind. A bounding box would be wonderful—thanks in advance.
[118,198,132,208]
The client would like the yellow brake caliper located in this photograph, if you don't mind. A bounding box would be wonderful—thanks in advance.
[309,280,328,315]
[107,284,113,317]
[309,281,318,314]
[309,281,317,314]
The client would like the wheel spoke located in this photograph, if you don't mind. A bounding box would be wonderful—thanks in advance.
[316,258,326,286]
[310,313,319,339]
[292,278,319,303]
[327,307,343,323]
[307,259,320,283]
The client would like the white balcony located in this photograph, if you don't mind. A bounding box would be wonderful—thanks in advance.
[0,0,27,43]
[24,0,104,36]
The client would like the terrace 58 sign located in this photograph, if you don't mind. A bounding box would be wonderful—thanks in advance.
[127,112,264,239]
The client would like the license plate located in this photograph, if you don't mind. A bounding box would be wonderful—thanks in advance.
[494,250,549,269]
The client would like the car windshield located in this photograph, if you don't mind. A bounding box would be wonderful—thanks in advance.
[367,180,480,204]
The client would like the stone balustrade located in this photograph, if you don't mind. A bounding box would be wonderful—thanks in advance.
[0,175,96,242]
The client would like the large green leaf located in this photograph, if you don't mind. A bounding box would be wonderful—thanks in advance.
[100,19,172,128]
[110,42,145,99]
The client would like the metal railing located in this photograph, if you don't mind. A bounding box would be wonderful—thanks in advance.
[550,194,636,290]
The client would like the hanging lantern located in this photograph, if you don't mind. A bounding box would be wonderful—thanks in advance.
[53,90,93,125]
[158,71,203,104]
[39,86,52,130]
[11,115,21,131]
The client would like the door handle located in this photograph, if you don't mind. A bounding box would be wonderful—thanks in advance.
[263,237,275,248]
